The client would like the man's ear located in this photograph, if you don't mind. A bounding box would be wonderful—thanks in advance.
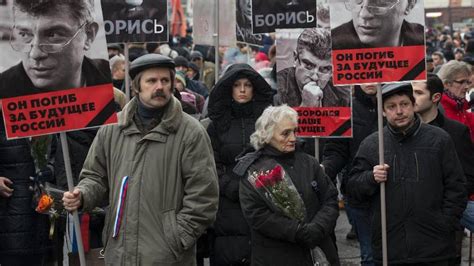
[84,22,99,51]
[405,0,417,15]
[293,50,298,65]
[432,92,442,104]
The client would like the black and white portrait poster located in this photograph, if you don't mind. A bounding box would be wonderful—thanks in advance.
[0,0,116,139]
[236,0,263,46]
[102,0,168,43]
[330,0,426,85]
[275,27,352,137]
[251,0,317,34]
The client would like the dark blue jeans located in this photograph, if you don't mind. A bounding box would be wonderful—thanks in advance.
[346,203,374,266]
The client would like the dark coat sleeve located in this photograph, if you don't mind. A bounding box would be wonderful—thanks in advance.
[455,126,474,196]
[346,137,380,201]
[239,176,300,243]
[308,162,339,240]
[440,136,467,222]
[322,139,350,181]
[207,121,239,202]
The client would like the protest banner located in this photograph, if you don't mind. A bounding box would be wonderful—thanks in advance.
[251,0,317,34]
[1,86,116,139]
[330,0,426,85]
[0,0,117,139]
[102,0,168,43]
[276,28,352,137]
[236,0,263,46]
[193,0,236,46]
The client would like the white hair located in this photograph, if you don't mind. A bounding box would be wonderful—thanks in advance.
[250,105,298,150]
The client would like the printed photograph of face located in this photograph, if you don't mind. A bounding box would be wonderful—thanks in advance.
[330,0,425,50]
[276,28,351,108]
[0,0,109,99]
[236,0,263,45]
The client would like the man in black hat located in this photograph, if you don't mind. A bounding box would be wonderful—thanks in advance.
[347,82,466,265]
[174,56,208,98]
[190,50,215,92]
[62,54,219,265]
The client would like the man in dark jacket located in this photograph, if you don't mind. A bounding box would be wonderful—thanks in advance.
[0,117,52,266]
[322,84,379,266]
[348,83,466,265]
[412,74,474,264]
[331,0,424,50]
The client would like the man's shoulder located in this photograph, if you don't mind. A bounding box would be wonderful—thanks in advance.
[83,57,112,84]
[401,21,425,46]
[440,116,471,137]
[0,62,36,98]
[331,21,361,50]
[419,123,452,143]
[331,21,353,35]
[180,112,207,134]
[276,67,295,83]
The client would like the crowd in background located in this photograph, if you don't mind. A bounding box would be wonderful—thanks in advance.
[1,18,474,266]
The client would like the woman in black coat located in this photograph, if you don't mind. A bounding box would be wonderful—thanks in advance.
[207,63,273,265]
[0,117,51,266]
[233,105,340,266]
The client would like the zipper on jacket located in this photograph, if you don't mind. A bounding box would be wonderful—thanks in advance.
[392,154,397,182]
[414,152,419,181]
[241,118,246,150]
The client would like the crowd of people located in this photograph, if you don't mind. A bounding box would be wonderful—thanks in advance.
[0,0,474,265]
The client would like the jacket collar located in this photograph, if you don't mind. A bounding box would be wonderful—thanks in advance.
[119,96,183,137]
[428,111,445,128]
[387,114,422,142]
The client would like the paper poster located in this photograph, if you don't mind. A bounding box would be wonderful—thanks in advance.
[251,0,317,34]
[330,0,426,85]
[0,0,116,139]
[236,0,263,46]
[276,28,352,137]
[102,0,169,43]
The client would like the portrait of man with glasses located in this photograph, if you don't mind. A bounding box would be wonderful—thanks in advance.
[0,0,111,99]
[331,0,424,50]
[276,28,351,107]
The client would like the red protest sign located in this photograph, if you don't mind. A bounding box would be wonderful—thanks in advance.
[332,46,426,85]
[1,84,117,139]
[295,107,352,137]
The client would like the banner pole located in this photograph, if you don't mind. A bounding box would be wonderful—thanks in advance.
[214,0,219,84]
[124,43,131,102]
[246,43,251,65]
[314,137,319,161]
[60,132,86,266]
[376,85,387,266]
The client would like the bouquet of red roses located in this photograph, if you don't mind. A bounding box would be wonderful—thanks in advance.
[248,164,306,221]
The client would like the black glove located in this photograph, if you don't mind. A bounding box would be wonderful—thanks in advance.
[295,223,324,249]
[35,165,55,183]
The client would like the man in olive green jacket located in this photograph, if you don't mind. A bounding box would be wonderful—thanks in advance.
[63,54,219,265]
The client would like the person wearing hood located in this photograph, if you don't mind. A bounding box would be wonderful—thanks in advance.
[206,63,273,265]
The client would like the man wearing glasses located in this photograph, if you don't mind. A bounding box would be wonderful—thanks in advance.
[0,0,111,98]
[331,0,424,50]
[437,60,474,142]
[276,28,350,107]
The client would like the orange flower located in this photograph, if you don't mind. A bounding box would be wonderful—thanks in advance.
[36,193,53,213]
